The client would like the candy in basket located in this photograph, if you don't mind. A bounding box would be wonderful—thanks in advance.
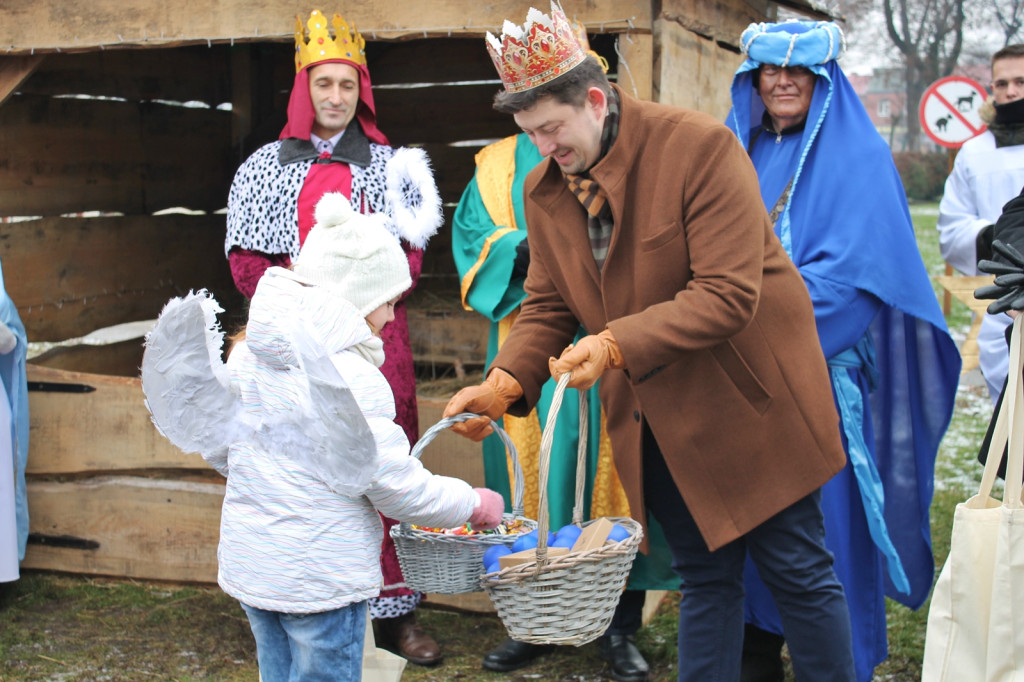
[390,413,537,594]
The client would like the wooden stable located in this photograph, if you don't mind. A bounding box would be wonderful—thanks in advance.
[1,0,827,590]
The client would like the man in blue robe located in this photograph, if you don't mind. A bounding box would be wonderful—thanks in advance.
[726,20,962,682]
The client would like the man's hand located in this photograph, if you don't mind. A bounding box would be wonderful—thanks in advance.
[442,368,523,441]
[548,329,624,390]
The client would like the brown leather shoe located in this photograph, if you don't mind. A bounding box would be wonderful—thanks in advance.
[377,612,443,666]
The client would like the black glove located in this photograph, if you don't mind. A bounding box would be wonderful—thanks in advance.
[977,224,995,263]
[511,237,530,280]
[976,239,1024,314]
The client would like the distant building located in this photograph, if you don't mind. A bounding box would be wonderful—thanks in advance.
[852,67,910,149]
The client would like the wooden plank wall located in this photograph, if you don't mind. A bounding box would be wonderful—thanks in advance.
[2,49,234,217]
[22,365,487,595]
[0,0,651,52]
[1,214,239,344]
[22,364,224,581]
[654,0,760,119]
[1,46,244,365]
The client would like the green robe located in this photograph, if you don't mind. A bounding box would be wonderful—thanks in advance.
[451,134,674,590]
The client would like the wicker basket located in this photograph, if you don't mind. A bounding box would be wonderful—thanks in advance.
[390,413,537,594]
[481,374,643,646]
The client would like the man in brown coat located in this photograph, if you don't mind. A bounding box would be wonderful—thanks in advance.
[444,4,856,681]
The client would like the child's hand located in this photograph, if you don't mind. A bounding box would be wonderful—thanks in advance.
[469,488,504,530]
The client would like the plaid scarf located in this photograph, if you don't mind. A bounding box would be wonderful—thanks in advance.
[564,89,620,271]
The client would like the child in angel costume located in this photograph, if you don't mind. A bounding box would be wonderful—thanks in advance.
[141,180,503,682]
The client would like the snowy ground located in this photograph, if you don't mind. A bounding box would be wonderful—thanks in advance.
[935,367,993,493]
[904,202,995,495]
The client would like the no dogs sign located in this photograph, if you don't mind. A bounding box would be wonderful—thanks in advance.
[919,76,988,148]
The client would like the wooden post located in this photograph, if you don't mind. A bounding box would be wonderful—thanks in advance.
[942,147,957,316]
[617,32,653,102]
[944,263,953,316]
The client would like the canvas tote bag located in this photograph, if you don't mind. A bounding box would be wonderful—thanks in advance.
[361,611,406,682]
[921,315,1024,681]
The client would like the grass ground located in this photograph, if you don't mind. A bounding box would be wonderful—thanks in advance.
[0,202,995,681]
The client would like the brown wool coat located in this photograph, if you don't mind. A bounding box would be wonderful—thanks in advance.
[492,87,847,552]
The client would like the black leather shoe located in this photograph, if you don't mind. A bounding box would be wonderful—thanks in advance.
[482,637,550,672]
[597,634,649,682]
[740,624,785,682]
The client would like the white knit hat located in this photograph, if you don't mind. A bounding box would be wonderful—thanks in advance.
[283,192,412,317]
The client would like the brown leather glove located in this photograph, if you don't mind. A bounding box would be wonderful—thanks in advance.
[442,368,523,441]
[548,329,625,390]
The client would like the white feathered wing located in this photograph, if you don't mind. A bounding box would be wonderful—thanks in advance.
[141,291,247,468]
[141,289,379,495]
[273,304,379,496]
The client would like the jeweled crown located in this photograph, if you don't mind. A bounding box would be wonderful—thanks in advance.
[294,9,366,73]
[485,2,588,93]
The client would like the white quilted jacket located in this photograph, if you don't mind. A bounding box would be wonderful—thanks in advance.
[214,271,477,613]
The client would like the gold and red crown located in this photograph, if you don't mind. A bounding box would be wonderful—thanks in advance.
[294,9,366,73]
[485,2,588,93]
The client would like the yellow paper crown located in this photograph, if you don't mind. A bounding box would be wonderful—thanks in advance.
[485,2,588,93]
[294,9,366,73]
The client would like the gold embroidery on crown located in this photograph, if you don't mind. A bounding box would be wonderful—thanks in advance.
[294,9,367,73]
[485,2,588,93]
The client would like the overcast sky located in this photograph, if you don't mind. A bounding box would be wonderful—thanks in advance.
[803,4,1007,77]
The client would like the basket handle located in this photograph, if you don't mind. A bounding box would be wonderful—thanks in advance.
[534,373,589,563]
[404,412,527,523]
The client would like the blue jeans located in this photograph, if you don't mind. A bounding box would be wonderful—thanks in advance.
[642,424,855,682]
[241,600,366,682]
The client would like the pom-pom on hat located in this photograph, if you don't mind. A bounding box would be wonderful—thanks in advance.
[281,192,412,317]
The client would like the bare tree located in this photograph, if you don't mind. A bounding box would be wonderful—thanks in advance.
[993,0,1024,45]
[890,104,904,149]
[883,0,966,150]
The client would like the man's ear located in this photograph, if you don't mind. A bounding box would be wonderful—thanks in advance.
[586,86,608,116]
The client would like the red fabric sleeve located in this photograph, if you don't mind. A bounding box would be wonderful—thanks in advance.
[228,248,291,299]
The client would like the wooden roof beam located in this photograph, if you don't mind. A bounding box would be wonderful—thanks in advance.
[0,0,652,55]
[0,55,44,106]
